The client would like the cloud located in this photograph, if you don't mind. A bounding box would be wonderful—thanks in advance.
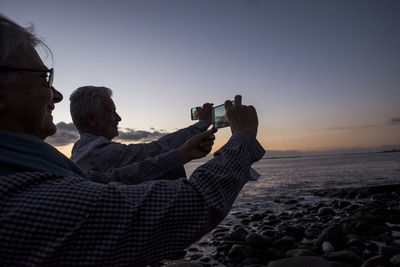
[45,122,170,146]
[390,117,400,124]
[45,122,79,146]
[116,128,169,142]
[329,124,378,131]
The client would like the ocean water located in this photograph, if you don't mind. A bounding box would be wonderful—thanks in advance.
[185,152,400,212]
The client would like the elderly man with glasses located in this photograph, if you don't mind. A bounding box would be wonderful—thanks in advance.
[0,14,264,266]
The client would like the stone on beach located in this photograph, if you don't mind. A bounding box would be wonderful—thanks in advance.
[162,183,400,266]
[267,256,331,267]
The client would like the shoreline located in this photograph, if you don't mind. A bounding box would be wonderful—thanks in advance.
[163,184,400,266]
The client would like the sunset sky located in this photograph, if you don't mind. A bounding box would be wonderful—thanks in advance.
[2,0,399,156]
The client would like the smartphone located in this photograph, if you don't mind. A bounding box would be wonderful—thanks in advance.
[190,101,234,129]
[212,103,230,129]
[191,107,199,120]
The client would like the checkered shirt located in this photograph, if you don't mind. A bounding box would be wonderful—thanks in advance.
[0,132,265,266]
[71,121,210,173]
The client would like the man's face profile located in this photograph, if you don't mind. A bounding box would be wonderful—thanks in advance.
[90,96,121,140]
[0,46,63,139]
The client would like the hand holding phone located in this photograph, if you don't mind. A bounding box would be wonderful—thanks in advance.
[191,101,234,129]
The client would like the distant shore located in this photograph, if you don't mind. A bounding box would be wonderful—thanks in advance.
[163,184,400,267]
[265,149,400,160]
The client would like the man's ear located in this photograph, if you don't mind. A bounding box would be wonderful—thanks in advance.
[85,113,97,127]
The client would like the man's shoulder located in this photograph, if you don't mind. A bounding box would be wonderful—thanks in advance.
[73,134,124,152]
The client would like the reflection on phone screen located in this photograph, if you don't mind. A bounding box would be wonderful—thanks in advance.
[191,107,198,120]
[212,101,234,129]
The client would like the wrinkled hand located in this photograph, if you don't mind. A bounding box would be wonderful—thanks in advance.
[225,95,258,137]
[196,103,213,125]
[177,128,217,164]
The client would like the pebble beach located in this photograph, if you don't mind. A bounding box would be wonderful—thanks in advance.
[162,184,400,267]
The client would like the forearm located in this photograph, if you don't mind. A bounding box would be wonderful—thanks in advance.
[87,150,186,184]
[188,132,265,223]
[132,121,210,157]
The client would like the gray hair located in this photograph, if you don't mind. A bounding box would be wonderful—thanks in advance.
[0,14,49,83]
[70,86,113,133]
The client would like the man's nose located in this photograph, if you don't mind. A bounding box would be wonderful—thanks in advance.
[51,86,63,103]
[116,112,121,122]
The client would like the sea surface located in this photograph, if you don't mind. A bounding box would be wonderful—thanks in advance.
[185,151,400,212]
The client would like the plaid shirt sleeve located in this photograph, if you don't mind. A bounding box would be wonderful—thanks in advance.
[72,121,209,173]
[0,132,265,266]
[86,149,187,184]
[118,121,210,165]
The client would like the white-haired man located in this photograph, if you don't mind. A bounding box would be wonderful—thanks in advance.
[70,85,214,174]
[0,14,264,266]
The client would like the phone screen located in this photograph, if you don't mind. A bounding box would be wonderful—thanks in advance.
[191,107,198,120]
[212,101,233,129]
[191,101,234,129]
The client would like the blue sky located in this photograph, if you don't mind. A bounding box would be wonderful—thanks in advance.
[2,0,399,155]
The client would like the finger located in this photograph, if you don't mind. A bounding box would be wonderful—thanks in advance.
[199,140,214,148]
[234,95,242,107]
[200,146,212,153]
[197,129,216,141]
[225,100,233,112]
[203,103,213,109]
[210,127,218,134]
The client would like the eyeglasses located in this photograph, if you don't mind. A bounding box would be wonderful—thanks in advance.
[0,67,54,88]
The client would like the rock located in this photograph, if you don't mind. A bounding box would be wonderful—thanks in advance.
[329,261,354,267]
[304,227,320,239]
[226,226,250,242]
[361,255,393,267]
[260,230,277,239]
[338,201,352,209]
[343,203,364,212]
[354,221,370,234]
[393,231,400,238]
[198,256,211,263]
[264,214,278,222]
[322,241,334,252]
[314,224,344,250]
[216,241,235,253]
[394,240,400,249]
[318,206,336,216]
[228,244,254,260]
[211,226,230,235]
[250,213,264,222]
[245,233,273,249]
[264,247,285,261]
[391,253,400,265]
[188,253,202,260]
[285,249,318,257]
[324,250,363,265]
[380,246,400,259]
[163,260,203,267]
[365,242,379,252]
[273,235,296,248]
[267,256,331,267]
[282,225,305,240]
[241,218,251,225]
[186,247,199,252]
[284,199,299,205]
[346,237,366,250]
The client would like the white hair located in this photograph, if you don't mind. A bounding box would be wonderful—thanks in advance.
[0,14,49,83]
[69,86,113,133]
